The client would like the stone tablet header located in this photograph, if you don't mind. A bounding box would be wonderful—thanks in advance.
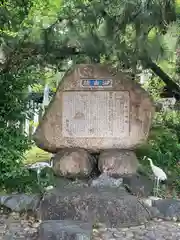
[34,64,154,153]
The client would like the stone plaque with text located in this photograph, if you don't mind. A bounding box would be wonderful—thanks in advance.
[62,91,130,138]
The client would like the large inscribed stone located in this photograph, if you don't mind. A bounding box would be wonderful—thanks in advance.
[34,64,154,152]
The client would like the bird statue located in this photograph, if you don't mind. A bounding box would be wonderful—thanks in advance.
[143,156,167,196]
[45,185,54,191]
[27,158,53,184]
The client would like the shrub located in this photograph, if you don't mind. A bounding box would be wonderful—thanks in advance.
[0,126,34,192]
[136,110,180,193]
[0,71,54,193]
[0,72,37,193]
[136,127,180,168]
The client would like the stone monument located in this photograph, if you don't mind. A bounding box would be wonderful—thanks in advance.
[34,64,156,233]
[34,64,154,176]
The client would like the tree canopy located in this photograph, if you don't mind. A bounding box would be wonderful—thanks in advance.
[0,0,180,97]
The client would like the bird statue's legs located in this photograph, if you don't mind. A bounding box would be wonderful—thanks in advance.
[156,178,160,196]
[153,177,157,196]
[37,173,40,185]
[37,169,41,185]
[154,177,160,197]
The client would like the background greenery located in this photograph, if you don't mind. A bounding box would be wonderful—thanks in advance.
[1,0,180,195]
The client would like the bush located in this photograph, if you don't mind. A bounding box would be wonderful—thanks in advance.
[0,124,41,193]
[154,110,180,142]
[136,110,180,193]
[0,71,54,193]
[137,127,180,168]
[0,72,38,193]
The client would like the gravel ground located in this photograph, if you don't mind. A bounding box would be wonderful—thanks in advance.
[0,211,39,240]
[0,211,180,239]
[92,220,180,240]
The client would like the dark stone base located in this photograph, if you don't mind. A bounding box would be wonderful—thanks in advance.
[39,220,92,240]
[123,174,153,197]
[152,199,180,220]
[39,185,156,228]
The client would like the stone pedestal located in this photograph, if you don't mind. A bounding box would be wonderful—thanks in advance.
[52,148,96,179]
[39,185,156,228]
[98,149,139,176]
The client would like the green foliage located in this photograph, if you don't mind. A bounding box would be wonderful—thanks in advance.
[1,0,179,71]
[143,76,165,101]
[154,110,180,141]
[0,0,60,193]
[137,110,180,193]
[0,72,27,122]
[0,70,55,192]
[137,126,180,168]
[0,126,33,192]
[0,127,54,193]
[0,71,33,192]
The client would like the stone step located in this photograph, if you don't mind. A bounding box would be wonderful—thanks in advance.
[38,220,92,240]
[39,185,157,228]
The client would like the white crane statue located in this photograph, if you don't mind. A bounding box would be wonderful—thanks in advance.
[27,157,53,184]
[143,156,167,196]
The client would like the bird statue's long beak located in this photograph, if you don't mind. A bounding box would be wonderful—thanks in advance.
[142,156,147,161]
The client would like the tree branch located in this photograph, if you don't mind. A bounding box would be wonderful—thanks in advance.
[146,58,180,100]
[0,41,84,74]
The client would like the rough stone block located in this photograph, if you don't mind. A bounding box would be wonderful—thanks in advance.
[123,174,153,197]
[52,148,96,179]
[39,220,92,240]
[98,149,139,175]
[90,173,123,188]
[0,194,40,212]
[39,186,153,228]
[152,199,180,220]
